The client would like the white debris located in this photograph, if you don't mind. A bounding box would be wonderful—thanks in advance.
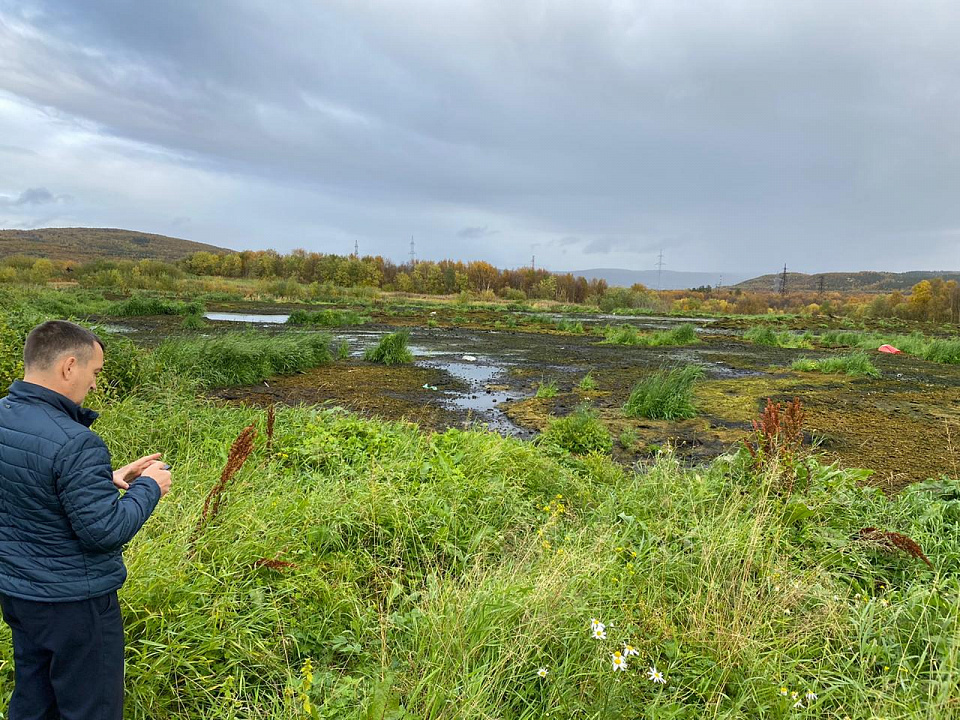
[462,355,477,362]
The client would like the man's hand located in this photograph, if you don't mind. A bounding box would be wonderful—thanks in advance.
[140,460,172,498]
[112,453,162,490]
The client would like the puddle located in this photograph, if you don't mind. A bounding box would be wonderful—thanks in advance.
[205,312,290,324]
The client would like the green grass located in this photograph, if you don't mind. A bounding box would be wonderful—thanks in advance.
[154,330,333,387]
[6,382,951,718]
[364,331,413,365]
[623,365,705,419]
[180,312,207,329]
[539,406,612,455]
[744,326,814,349]
[791,352,882,378]
[108,295,204,317]
[601,323,698,346]
[578,372,597,391]
[535,379,559,398]
[286,309,370,326]
[818,330,960,365]
[2,298,960,717]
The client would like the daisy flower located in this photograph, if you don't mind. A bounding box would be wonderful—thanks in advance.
[537,667,548,678]
[592,626,607,640]
[647,666,666,684]
[805,691,817,702]
[611,652,627,672]
[623,643,640,657]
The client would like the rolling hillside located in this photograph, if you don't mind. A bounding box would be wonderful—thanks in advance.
[735,270,960,293]
[0,228,232,264]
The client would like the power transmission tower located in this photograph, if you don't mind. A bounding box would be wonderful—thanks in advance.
[718,274,723,291]
[353,239,359,258]
[656,250,665,292]
[531,255,536,272]
[779,264,788,295]
[409,236,416,266]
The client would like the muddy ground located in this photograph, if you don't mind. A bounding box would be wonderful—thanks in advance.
[107,308,960,491]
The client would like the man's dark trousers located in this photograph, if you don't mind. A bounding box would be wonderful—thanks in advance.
[0,591,123,720]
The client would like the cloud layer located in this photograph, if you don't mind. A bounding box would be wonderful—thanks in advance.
[1,0,958,272]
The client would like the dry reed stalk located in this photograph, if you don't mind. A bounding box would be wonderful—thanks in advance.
[744,397,805,471]
[856,527,934,569]
[190,424,258,548]
[253,557,298,571]
[266,404,275,451]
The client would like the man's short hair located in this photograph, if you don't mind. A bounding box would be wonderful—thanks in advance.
[23,321,104,371]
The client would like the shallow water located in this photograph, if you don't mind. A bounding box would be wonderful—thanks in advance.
[205,311,290,324]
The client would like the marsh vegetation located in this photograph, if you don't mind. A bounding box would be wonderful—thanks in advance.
[0,278,957,718]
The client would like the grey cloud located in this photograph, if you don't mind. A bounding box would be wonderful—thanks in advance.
[0,186,66,206]
[0,1,958,271]
[457,225,498,239]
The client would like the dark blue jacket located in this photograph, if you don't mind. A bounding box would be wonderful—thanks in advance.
[0,380,161,601]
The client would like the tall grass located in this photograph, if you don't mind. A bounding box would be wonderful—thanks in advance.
[623,365,704,419]
[155,330,333,387]
[364,331,413,365]
[108,295,204,317]
[0,343,956,716]
[286,309,370,326]
[791,352,882,378]
[744,326,814,349]
[602,323,698,346]
[535,379,559,398]
[818,330,960,365]
[539,406,612,455]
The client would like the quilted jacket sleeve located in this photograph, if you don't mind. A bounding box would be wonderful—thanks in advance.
[54,432,162,553]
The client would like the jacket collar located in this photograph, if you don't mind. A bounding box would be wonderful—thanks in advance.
[6,380,99,428]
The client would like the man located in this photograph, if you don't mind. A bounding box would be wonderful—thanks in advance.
[0,320,171,718]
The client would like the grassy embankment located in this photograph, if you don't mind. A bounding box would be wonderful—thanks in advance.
[0,295,958,717]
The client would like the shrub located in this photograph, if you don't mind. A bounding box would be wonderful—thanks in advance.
[623,365,704,420]
[539,406,612,454]
[364,331,413,365]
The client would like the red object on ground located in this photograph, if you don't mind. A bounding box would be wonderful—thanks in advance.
[878,344,902,354]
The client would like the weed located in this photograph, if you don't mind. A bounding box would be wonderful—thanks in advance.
[190,424,258,550]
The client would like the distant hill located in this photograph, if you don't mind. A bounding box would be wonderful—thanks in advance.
[735,270,960,293]
[0,228,232,264]
[559,268,752,290]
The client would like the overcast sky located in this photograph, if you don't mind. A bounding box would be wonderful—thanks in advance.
[1,1,959,274]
